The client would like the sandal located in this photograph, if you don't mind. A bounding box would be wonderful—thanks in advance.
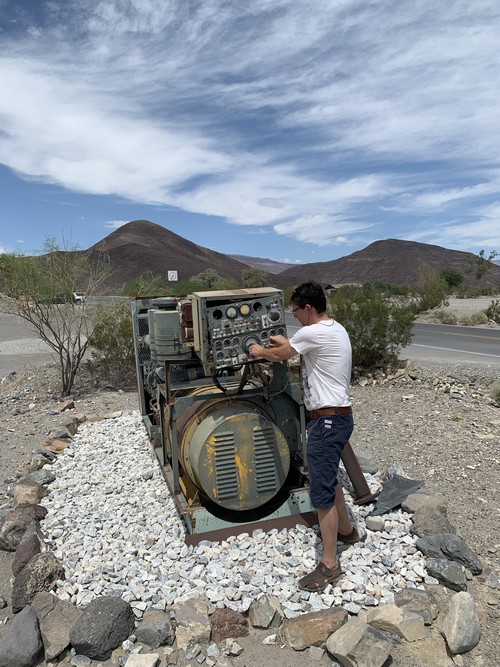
[338,525,366,544]
[298,562,342,592]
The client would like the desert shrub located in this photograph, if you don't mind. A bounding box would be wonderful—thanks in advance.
[415,263,448,312]
[485,299,500,324]
[241,267,269,288]
[440,268,464,292]
[85,303,136,388]
[122,272,168,297]
[0,239,112,396]
[330,285,416,371]
[489,380,500,403]
[460,312,489,326]
[430,309,458,325]
[362,281,411,296]
[456,285,497,298]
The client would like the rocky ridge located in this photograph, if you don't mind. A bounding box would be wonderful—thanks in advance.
[0,361,499,667]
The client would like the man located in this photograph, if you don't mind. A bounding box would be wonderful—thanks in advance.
[249,281,364,592]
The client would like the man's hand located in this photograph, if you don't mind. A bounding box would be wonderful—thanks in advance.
[268,335,288,348]
[248,343,265,358]
[249,336,297,362]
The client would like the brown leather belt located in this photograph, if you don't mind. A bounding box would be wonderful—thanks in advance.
[307,406,353,419]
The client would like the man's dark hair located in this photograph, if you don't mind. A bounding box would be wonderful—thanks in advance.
[290,281,327,313]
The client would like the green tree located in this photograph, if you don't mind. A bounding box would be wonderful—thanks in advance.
[86,302,136,387]
[241,267,269,288]
[0,239,113,396]
[440,268,464,292]
[122,272,168,297]
[416,263,448,311]
[189,268,238,291]
[329,285,416,370]
[466,249,499,282]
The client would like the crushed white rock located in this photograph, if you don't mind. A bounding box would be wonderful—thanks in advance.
[41,412,428,618]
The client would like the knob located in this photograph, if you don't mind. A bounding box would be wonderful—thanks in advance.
[242,334,260,352]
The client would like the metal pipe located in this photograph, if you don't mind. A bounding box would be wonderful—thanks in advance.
[341,441,379,505]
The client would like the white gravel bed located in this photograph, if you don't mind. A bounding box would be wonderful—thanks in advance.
[40,412,434,619]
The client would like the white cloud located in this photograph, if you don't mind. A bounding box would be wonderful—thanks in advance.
[0,1,500,253]
[406,203,500,251]
[104,220,131,230]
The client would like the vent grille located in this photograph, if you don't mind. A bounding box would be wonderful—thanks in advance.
[214,432,238,500]
[254,426,278,493]
[138,316,149,335]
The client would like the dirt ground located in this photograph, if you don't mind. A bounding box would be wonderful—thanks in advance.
[0,294,499,666]
[1,358,499,667]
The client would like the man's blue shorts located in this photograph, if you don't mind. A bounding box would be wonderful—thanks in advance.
[306,413,354,509]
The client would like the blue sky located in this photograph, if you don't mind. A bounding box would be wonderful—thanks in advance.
[1,1,500,264]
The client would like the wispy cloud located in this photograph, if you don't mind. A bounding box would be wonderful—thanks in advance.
[0,1,500,254]
[104,220,132,230]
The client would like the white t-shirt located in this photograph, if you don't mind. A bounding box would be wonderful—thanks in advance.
[290,319,352,411]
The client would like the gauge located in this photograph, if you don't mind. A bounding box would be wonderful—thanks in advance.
[226,306,238,319]
[243,335,260,352]
[239,303,251,316]
[215,340,223,349]
[268,309,281,322]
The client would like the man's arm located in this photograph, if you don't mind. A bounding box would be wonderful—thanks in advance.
[249,335,298,362]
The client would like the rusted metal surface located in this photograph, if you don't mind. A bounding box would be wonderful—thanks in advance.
[183,511,318,546]
[341,441,380,505]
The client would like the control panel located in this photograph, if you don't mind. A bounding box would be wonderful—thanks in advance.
[193,289,287,370]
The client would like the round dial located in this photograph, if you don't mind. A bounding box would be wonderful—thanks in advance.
[226,306,238,319]
[239,303,251,316]
[268,309,281,322]
[243,334,260,352]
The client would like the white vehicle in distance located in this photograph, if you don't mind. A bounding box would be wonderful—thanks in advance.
[72,292,86,305]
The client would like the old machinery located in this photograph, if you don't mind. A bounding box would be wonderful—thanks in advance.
[131,289,315,542]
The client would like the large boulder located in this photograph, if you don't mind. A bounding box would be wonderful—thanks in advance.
[12,552,65,613]
[0,504,47,552]
[31,591,81,661]
[281,608,347,651]
[326,617,392,667]
[69,596,135,661]
[0,606,42,667]
[441,591,481,654]
[12,523,46,577]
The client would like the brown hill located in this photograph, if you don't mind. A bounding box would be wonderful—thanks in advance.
[271,239,500,289]
[88,220,252,292]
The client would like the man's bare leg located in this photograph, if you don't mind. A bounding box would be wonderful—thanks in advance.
[317,505,339,570]
[318,484,353,569]
[334,483,353,536]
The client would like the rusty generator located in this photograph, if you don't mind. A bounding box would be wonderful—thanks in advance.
[131,287,376,543]
[131,288,319,542]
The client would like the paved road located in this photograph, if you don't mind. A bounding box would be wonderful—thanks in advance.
[0,314,56,379]
[408,323,500,365]
[285,314,500,367]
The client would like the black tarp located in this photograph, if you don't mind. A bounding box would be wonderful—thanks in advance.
[370,473,424,516]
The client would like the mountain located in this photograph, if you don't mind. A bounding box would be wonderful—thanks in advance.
[228,254,295,274]
[78,222,500,292]
[88,220,252,292]
[271,239,500,289]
